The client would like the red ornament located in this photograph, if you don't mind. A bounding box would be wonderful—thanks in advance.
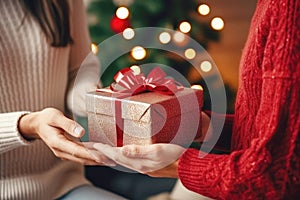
[110,15,131,33]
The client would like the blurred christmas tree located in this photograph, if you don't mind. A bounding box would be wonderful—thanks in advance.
[87,0,220,45]
[86,0,235,113]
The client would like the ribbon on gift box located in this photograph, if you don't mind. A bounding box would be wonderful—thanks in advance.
[110,67,183,95]
[97,67,183,146]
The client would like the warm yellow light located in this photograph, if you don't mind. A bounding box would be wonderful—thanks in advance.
[191,85,203,90]
[184,48,196,59]
[116,6,129,19]
[159,32,171,44]
[131,46,146,60]
[173,31,186,43]
[130,65,141,75]
[179,21,191,33]
[198,4,210,16]
[200,61,212,72]
[123,28,135,40]
[211,17,224,30]
[91,43,98,54]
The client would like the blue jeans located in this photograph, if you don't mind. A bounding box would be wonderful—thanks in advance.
[57,185,128,200]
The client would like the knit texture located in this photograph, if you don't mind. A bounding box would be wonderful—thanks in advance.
[178,0,300,199]
[0,0,99,199]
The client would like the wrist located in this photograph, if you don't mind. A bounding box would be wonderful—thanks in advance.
[18,112,40,140]
[147,160,179,178]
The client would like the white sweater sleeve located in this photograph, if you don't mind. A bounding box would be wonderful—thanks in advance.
[0,112,33,153]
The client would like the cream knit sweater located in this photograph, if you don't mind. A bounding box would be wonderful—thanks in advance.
[0,0,100,199]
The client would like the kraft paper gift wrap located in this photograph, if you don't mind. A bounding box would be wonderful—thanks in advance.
[86,87,203,147]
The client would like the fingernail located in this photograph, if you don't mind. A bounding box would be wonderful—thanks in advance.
[74,125,84,137]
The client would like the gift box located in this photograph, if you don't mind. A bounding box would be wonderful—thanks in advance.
[86,67,203,147]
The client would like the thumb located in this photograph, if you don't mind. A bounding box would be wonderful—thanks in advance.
[52,111,85,138]
[71,123,85,138]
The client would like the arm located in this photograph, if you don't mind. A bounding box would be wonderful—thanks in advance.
[93,1,299,198]
[0,1,115,166]
[97,0,300,198]
[0,108,108,165]
[178,1,300,198]
[0,112,31,153]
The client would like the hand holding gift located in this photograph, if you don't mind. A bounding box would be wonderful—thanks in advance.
[93,112,212,176]
[93,142,184,177]
[18,108,116,166]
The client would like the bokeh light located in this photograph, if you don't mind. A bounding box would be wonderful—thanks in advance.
[130,65,141,75]
[116,6,129,19]
[200,61,212,72]
[179,21,192,33]
[184,48,196,59]
[198,4,210,16]
[159,32,171,44]
[131,46,147,60]
[211,17,224,30]
[191,85,203,90]
[123,28,135,40]
[173,31,186,44]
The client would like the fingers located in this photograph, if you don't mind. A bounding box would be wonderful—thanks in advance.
[52,136,98,161]
[94,143,185,163]
[88,149,117,166]
[93,143,120,160]
[51,139,116,166]
[93,143,150,172]
[93,143,171,172]
[45,108,85,138]
[61,149,115,166]
[121,144,159,159]
[121,144,185,160]
[59,117,85,138]
[57,150,100,165]
[34,108,117,166]
[93,143,146,170]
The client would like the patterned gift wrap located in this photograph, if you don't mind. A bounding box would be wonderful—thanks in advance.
[86,87,203,146]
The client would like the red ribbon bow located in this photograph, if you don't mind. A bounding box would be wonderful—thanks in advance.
[110,67,183,95]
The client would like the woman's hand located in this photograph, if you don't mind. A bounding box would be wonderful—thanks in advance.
[91,111,211,176]
[18,107,115,166]
[93,143,185,177]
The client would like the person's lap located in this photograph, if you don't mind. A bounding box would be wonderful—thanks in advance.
[57,184,128,200]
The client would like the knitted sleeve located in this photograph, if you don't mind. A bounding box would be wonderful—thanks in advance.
[0,112,32,153]
[66,0,100,117]
[178,0,300,199]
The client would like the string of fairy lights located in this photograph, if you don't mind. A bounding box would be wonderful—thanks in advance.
[91,2,224,75]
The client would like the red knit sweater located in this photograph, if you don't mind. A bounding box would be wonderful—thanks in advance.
[178,0,300,199]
